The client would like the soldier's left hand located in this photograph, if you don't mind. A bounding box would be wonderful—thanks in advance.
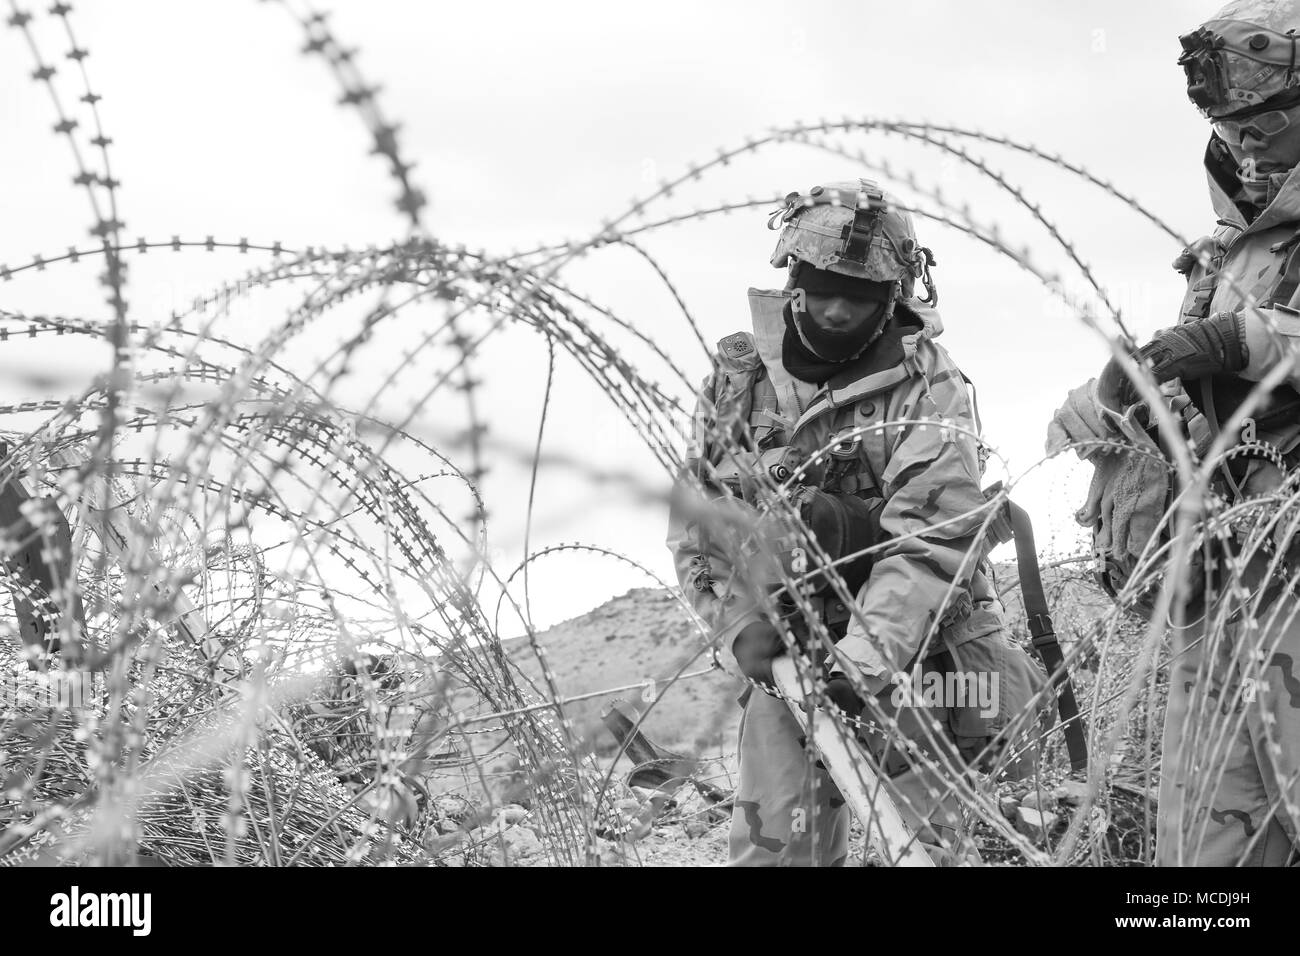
[1101,311,1249,409]
[822,674,864,721]
[732,620,785,686]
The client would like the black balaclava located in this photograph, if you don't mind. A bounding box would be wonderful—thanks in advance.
[783,263,895,383]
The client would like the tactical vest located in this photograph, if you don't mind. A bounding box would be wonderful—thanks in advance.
[702,334,896,501]
[1179,224,1300,446]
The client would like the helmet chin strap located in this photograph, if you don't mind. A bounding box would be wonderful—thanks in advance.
[1237,160,1292,207]
[792,281,898,362]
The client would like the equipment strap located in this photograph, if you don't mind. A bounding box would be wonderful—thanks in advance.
[1268,228,1300,310]
[1006,501,1089,771]
[1198,376,1250,501]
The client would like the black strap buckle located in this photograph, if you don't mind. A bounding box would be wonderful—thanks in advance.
[1027,612,1055,644]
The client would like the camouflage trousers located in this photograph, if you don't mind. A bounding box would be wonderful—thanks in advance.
[1157,557,1300,866]
[727,684,965,867]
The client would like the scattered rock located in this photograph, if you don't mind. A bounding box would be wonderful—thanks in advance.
[1055,780,1091,806]
[495,804,528,826]
[424,831,464,854]
[1014,806,1058,839]
[598,842,625,866]
[1020,789,1052,810]
[706,804,731,825]
[481,824,545,866]
[683,818,710,839]
[504,825,542,857]
[431,796,475,834]
[627,819,653,841]
[432,793,474,818]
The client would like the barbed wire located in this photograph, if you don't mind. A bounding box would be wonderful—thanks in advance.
[1,2,1297,868]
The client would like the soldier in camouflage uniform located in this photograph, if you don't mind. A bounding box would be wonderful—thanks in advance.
[668,181,1047,866]
[1078,0,1300,865]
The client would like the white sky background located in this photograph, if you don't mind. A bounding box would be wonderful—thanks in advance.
[0,1,1230,637]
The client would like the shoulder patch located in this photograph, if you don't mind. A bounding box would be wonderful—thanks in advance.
[719,331,754,357]
[715,331,761,372]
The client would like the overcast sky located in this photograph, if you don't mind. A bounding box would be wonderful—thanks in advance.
[0,1,1233,635]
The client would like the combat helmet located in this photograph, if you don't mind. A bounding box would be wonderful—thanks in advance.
[1179,0,1300,119]
[768,179,936,304]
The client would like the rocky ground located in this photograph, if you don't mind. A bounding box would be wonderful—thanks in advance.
[423,772,1153,867]
[418,568,1156,866]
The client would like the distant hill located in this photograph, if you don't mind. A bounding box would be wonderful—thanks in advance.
[504,588,743,757]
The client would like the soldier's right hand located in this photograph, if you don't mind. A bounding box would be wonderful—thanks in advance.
[732,620,785,686]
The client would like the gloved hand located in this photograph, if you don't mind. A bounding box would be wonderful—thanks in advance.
[731,620,785,686]
[790,486,886,595]
[1046,378,1124,459]
[1103,311,1248,408]
[822,674,865,721]
[796,673,869,769]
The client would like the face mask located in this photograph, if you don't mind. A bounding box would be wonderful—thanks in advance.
[791,265,894,362]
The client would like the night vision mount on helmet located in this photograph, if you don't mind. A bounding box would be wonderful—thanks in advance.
[1179,0,1300,119]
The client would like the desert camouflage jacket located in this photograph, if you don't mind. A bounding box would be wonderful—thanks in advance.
[667,294,998,681]
[1174,135,1300,489]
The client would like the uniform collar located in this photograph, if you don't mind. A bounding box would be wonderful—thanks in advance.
[789,301,942,434]
[1205,134,1300,234]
